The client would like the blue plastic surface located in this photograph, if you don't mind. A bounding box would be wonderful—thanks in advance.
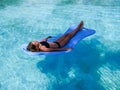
[21,25,96,55]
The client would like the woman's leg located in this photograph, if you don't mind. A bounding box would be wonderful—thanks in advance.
[55,21,84,47]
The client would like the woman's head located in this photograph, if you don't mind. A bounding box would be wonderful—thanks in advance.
[27,41,40,52]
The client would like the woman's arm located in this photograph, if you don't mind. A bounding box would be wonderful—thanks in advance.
[41,36,52,42]
[40,46,72,52]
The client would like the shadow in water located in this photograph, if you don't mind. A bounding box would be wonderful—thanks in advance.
[37,38,119,90]
[105,51,120,67]
[0,0,23,9]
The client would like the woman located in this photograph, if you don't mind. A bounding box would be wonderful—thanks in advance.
[27,21,84,52]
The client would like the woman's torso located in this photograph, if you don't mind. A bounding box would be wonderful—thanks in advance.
[40,41,59,48]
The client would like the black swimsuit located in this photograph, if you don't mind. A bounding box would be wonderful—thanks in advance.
[40,41,50,48]
[40,41,61,48]
[54,42,61,48]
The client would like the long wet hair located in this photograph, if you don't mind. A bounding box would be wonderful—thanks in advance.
[27,42,40,52]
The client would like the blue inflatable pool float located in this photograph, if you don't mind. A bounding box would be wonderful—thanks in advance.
[21,25,96,55]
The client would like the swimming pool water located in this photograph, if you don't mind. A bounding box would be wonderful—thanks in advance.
[0,0,120,90]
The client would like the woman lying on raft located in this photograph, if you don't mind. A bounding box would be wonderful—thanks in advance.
[27,21,84,52]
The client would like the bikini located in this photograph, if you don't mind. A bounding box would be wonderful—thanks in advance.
[40,41,61,48]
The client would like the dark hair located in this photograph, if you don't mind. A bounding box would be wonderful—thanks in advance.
[27,42,36,51]
[27,42,41,52]
[31,44,36,49]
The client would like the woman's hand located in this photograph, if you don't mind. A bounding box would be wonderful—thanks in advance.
[47,36,52,38]
[41,36,52,42]
[66,48,72,50]
[40,46,72,52]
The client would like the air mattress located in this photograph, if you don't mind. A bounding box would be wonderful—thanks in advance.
[21,25,96,55]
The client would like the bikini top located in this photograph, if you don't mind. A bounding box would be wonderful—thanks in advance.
[40,41,50,48]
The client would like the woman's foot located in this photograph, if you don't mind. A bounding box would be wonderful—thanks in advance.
[77,21,84,30]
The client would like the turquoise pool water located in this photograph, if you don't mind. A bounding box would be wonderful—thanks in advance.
[0,0,120,90]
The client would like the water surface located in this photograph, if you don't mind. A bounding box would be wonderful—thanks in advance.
[0,0,120,90]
